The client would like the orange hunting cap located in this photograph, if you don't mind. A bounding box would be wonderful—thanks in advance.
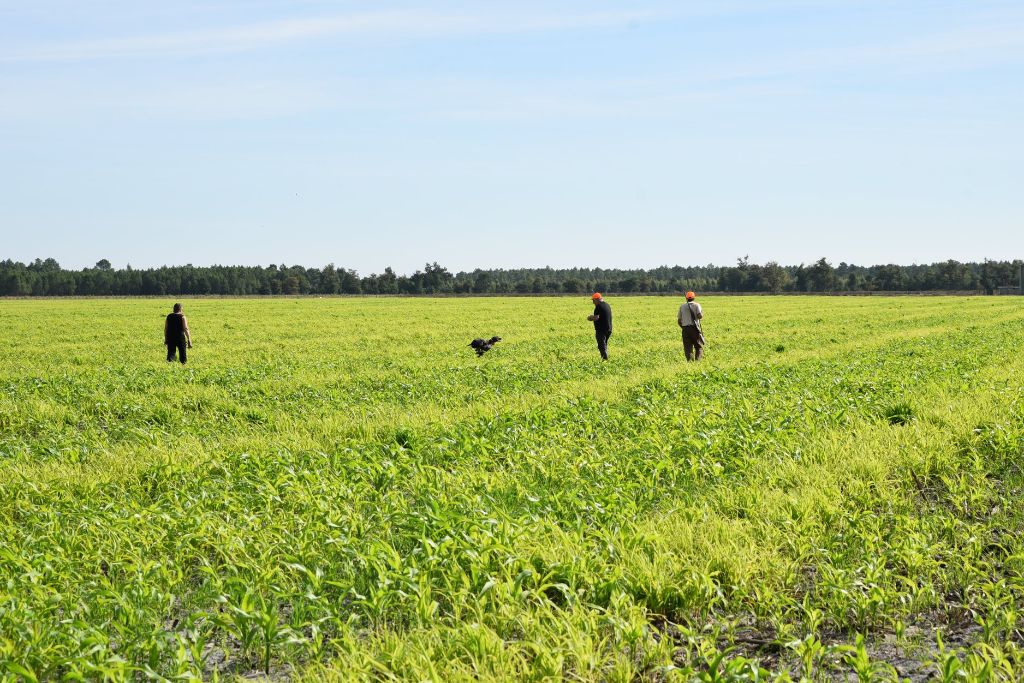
[591,292,602,300]
[685,291,696,300]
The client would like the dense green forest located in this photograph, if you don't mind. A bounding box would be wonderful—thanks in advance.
[1,257,1021,296]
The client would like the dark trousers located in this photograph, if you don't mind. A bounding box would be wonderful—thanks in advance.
[595,329,611,360]
[682,325,703,361]
[166,336,187,364]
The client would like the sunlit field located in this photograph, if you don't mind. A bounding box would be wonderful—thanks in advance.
[1,296,1022,681]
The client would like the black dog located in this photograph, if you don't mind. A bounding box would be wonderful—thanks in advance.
[469,336,502,357]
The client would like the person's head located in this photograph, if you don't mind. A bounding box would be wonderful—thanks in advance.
[173,303,182,313]
[685,291,696,301]
[592,292,603,302]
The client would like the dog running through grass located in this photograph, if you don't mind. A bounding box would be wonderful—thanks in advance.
[469,336,502,357]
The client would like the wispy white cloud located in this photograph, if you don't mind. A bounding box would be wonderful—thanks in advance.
[0,68,808,124]
[13,0,1014,69]
[0,8,669,64]
[707,22,1024,82]
[2,5,1021,123]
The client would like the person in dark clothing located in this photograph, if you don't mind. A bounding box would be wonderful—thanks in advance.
[587,293,612,360]
[164,303,192,363]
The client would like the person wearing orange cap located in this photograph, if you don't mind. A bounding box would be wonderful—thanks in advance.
[586,292,612,360]
[677,291,704,361]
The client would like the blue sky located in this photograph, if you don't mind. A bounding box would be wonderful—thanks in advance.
[2,0,1022,273]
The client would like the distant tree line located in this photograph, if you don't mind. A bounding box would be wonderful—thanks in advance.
[1,257,1021,297]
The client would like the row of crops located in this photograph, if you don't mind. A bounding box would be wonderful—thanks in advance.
[1,296,1022,680]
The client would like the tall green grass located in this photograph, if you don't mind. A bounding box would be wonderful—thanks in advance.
[0,296,1022,681]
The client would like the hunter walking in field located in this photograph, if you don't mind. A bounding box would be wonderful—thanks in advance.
[587,292,612,360]
[164,303,192,364]
[678,291,704,361]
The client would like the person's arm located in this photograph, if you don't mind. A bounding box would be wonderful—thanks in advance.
[182,316,192,347]
[164,316,169,342]
[677,306,684,328]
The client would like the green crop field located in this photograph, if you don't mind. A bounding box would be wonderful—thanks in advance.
[1,296,1023,682]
